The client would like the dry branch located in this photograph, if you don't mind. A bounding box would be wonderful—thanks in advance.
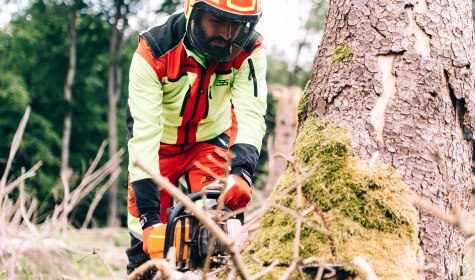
[353,257,379,280]
[93,248,116,280]
[0,107,31,193]
[250,259,279,280]
[81,169,121,229]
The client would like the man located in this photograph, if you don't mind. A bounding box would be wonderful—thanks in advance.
[125,0,267,277]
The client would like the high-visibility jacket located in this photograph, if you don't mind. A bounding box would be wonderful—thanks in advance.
[126,12,267,220]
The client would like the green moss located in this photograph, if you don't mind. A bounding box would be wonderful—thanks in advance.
[331,43,353,65]
[297,81,311,121]
[244,117,418,279]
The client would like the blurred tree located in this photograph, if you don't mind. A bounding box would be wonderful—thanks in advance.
[60,0,84,185]
[100,0,132,227]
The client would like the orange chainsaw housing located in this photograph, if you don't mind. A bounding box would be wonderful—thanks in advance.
[148,220,190,260]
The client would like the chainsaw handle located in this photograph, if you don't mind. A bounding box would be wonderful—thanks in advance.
[163,190,222,258]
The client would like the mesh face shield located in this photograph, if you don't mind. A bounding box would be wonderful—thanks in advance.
[186,3,260,62]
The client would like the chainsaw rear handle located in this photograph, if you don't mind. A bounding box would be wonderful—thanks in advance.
[163,190,222,258]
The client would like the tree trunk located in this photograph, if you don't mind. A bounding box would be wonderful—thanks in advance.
[106,0,128,227]
[60,7,77,182]
[265,85,301,197]
[300,0,475,278]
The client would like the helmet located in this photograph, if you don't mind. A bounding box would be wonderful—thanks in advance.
[184,0,262,61]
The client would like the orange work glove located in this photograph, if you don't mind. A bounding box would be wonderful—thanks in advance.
[140,212,162,254]
[223,175,252,210]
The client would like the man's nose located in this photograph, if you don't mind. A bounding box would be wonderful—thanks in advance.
[217,22,235,40]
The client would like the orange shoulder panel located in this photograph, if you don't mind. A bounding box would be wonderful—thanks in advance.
[135,37,166,80]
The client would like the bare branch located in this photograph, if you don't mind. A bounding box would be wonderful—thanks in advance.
[1,107,31,193]
[19,168,38,235]
[353,257,379,280]
[250,259,279,280]
[272,204,329,236]
[81,169,121,229]
[278,260,299,280]
[2,162,43,197]
[411,194,466,231]
[93,248,116,280]
[127,259,178,280]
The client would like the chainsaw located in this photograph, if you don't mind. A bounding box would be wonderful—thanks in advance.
[146,190,246,271]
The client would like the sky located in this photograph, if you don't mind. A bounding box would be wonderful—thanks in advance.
[258,0,321,69]
[0,0,322,69]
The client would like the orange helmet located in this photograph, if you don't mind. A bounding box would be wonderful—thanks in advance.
[184,0,262,61]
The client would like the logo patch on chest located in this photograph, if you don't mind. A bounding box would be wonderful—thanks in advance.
[214,79,229,86]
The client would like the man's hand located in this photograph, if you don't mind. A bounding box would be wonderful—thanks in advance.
[223,175,252,210]
[140,212,162,254]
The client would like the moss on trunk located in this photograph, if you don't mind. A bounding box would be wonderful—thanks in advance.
[243,116,418,279]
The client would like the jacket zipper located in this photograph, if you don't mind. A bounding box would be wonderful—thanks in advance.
[247,58,258,97]
[203,86,210,119]
[179,87,191,117]
[184,66,207,144]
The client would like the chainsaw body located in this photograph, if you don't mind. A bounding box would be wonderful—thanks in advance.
[147,190,244,271]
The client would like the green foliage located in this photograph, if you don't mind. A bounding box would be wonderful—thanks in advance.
[305,0,328,32]
[0,0,131,226]
[244,117,419,279]
[266,53,311,89]
[158,0,184,14]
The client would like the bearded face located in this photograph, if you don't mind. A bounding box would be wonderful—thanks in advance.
[188,9,250,61]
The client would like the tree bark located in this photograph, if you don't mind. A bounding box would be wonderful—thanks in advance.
[301,0,475,278]
[107,0,128,227]
[60,7,77,182]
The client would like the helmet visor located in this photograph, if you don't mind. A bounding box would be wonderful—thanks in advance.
[187,7,258,61]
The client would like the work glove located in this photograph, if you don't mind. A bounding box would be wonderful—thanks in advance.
[223,174,252,210]
[140,212,162,254]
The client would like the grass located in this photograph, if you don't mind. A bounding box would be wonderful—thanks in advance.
[0,228,130,280]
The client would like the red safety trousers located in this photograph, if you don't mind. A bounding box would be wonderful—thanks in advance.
[127,134,232,224]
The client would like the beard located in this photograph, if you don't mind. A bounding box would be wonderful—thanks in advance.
[193,21,234,59]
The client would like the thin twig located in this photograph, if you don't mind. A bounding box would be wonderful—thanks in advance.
[278,260,299,280]
[93,248,116,280]
[411,194,466,231]
[195,161,221,180]
[127,259,168,280]
[273,204,329,236]
[0,107,31,194]
[250,259,279,280]
[226,267,237,280]
[315,259,325,280]
[202,235,217,280]
[353,257,379,280]
[2,162,43,197]
[19,168,38,235]
[81,169,121,229]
